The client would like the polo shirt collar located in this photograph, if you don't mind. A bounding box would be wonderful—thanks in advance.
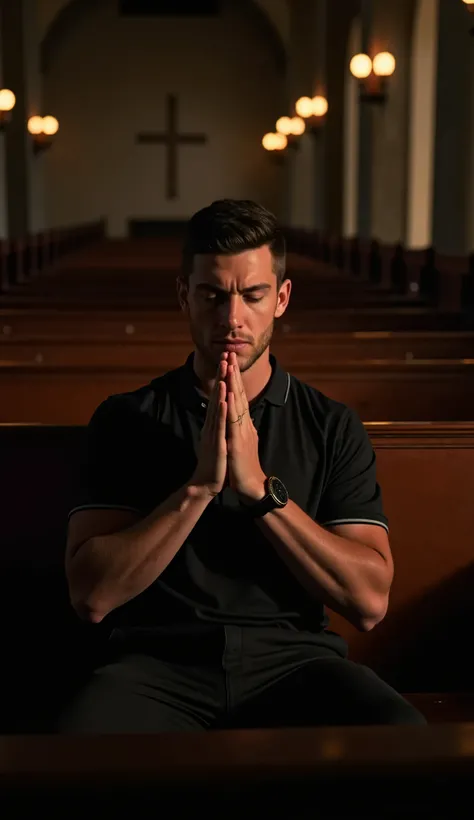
[178,351,290,411]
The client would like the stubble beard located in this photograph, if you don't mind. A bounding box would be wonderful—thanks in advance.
[191,319,275,374]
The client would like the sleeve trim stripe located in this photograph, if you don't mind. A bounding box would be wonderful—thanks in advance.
[68,504,143,521]
[322,518,389,533]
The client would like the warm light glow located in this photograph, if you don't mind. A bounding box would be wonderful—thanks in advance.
[42,115,59,135]
[312,95,329,117]
[0,88,16,112]
[289,116,306,136]
[274,133,287,150]
[262,132,287,151]
[276,116,293,136]
[372,51,396,77]
[262,133,276,151]
[27,116,44,135]
[350,53,372,79]
[462,1,474,5]
[295,96,314,118]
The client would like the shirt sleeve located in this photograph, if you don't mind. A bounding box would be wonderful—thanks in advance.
[317,407,389,533]
[68,395,146,521]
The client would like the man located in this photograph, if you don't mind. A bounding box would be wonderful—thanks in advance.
[60,199,425,732]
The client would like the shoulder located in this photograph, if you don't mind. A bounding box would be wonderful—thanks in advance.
[286,371,356,437]
[87,366,181,428]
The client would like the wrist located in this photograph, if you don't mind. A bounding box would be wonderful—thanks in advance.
[186,481,217,505]
[238,479,267,506]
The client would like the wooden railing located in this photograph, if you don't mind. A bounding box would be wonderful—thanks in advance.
[285,229,474,314]
[0,218,106,293]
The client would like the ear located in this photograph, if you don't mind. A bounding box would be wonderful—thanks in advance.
[274,279,292,319]
[176,276,189,313]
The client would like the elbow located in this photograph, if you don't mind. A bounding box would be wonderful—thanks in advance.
[355,593,389,633]
[71,595,107,624]
[68,581,108,624]
[66,563,109,624]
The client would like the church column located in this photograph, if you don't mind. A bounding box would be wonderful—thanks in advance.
[370,0,414,244]
[0,10,8,238]
[468,28,474,253]
[406,0,439,249]
[431,0,473,255]
[23,0,45,234]
[325,0,359,236]
[284,0,320,229]
[352,0,414,243]
[0,0,44,239]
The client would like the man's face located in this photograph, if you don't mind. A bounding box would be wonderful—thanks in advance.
[177,245,291,373]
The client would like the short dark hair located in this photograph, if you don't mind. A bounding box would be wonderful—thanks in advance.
[181,199,286,286]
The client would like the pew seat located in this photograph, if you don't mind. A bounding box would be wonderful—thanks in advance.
[1,423,473,733]
[1,724,474,817]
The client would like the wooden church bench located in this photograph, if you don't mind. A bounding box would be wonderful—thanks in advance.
[0,422,473,733]
[1,357,474,423]
[1,724,474,817]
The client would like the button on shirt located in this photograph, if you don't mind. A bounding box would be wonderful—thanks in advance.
[69,353,388,655]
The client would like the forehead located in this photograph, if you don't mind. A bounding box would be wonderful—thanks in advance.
[191,246,274,283]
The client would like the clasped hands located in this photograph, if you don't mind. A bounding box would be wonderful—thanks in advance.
[193,351,267,504]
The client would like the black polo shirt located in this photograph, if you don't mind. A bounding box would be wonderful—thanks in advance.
[70,352,388,655]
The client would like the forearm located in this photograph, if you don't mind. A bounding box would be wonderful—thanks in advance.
[69,482,212,622]
[255,500,391,630]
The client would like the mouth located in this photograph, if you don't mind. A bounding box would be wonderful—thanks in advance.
[212,340,250,352]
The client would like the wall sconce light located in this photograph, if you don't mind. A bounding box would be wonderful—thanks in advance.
[0,89,16,131]
[295,95,329,133]
[462,0,474,34]
[350,51,396,103]
[27,115,59,154]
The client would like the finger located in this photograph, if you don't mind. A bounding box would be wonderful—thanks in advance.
[217,383,227,445]
[228,363,246,420]
[226,389,239,431]
[230,352,248,410]
[205,360,226,430]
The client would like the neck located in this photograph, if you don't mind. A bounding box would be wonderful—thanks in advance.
[193,348,272,403]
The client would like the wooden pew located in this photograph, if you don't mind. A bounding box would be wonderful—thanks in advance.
[1,358,474,424]
[2,305,473,336]
[1,422,473,735]
[1,725,474,817]
[3,327,474,365]
[0,220,106,292]
[286,228,474,314]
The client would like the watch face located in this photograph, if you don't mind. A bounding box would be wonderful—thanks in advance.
[269,476,288,505]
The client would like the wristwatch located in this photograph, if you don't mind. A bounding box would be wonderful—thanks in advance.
[248,476,289,518]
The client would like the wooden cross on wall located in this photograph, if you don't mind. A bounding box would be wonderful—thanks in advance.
[136,94,208,199]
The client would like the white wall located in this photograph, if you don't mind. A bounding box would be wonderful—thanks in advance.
[254,0,290,47]
[406,0,439,249]
[37,0,66,41]
[42,0,284,236]
[287,134,315,229]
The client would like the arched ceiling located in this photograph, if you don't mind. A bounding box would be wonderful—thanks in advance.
[37,0,290,48]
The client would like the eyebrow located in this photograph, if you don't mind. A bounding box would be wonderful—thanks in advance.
[195,283,272,294]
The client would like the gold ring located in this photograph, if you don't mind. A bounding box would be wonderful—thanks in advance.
[230,409,247,425]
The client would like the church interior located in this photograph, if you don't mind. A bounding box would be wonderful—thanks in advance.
[1,0,474,815]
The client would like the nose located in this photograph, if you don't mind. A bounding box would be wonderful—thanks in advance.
[217,293,244,330]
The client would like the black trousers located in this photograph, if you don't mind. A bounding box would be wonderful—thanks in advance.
[58,624,426,733]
